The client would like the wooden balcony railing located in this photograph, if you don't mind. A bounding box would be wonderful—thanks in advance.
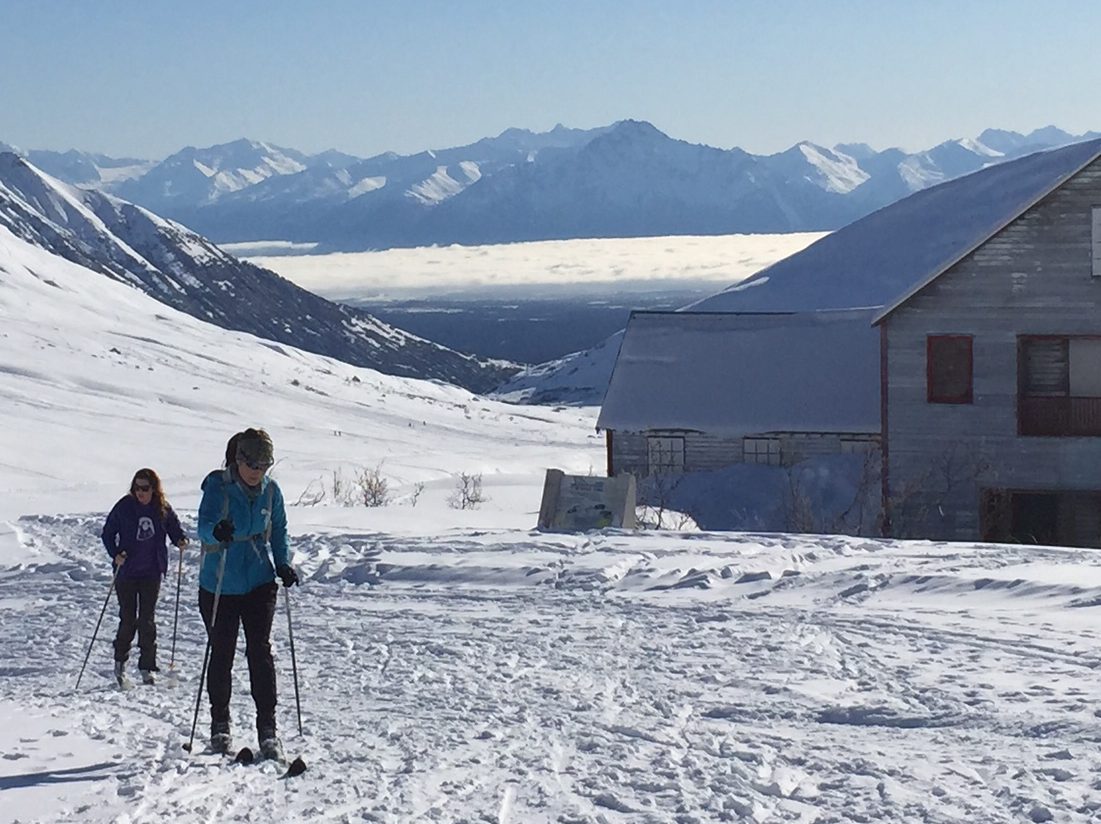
[1019,396,1101,436]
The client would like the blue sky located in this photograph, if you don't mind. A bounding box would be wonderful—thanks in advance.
[3,0,1100,160]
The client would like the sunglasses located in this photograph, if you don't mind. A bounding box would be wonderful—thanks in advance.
[238,457,273,471]
[134,483,152,492]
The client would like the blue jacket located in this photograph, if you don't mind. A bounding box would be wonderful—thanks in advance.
[197,468,290,596]
[102,495,185,580]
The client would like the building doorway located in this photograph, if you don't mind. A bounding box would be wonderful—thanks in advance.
[982,489,1101,547]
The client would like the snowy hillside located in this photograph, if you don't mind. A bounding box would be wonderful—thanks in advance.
[4,223,1101,822]
[0,152,515,392]
[0,223,598,520]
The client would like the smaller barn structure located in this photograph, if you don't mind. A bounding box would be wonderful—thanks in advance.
[596,309,881,478]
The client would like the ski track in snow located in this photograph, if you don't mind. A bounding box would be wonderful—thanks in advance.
[3,516,1101,822]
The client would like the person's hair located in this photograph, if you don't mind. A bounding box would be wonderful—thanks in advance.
[224,428,272,467]
[131,468,169,520]
[224,431,244,468]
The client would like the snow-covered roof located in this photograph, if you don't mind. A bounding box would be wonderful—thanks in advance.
[596,309,881,435]
[687,138,1101,317]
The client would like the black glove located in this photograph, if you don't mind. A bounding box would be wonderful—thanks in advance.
[212,519,235,543]
[276,564,300,588]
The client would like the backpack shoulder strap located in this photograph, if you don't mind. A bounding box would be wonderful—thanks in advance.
[221,469,232,523]
[264,481,275,543]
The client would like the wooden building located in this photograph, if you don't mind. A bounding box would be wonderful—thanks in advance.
[878,142,1101,545]
[598,136,1101,544]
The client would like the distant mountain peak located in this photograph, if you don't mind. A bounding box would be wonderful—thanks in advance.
[834,142,877,160]
[608,119,666,138]
[496,126,536,139]
[1027,125,1075,144]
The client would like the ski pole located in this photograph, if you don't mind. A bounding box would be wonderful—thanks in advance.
[75,559,121,691]
[184,546,227,753]
[283,586,303,736]
[169,543,185,671]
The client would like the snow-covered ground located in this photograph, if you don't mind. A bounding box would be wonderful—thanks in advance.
[5,225,1101,822]
[238,233,826,301]
[6,520,1101,822]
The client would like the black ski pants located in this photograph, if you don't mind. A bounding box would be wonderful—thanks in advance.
[199,581,278,733]
[113,576,161,671]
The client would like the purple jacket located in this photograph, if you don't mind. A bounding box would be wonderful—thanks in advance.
[101,495,185,580]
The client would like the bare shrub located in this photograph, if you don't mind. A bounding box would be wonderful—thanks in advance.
[354,464,391,507]
[883,444,990,538]
[637,473,689,530]
[292,477,326,507]
[784,449,882,536]
[408,482,425,508]
[448,472,487,509]
[330,468,349,505]
[784,469,820,534]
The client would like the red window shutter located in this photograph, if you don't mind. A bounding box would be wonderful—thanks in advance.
[927,335,973,404]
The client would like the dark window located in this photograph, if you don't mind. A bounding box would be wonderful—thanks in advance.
[982,487,1101,547]
[1019,336,1101,436]
[927,335,973,404]
[646,435,685,475]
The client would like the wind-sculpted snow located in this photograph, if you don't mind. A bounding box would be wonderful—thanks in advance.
[5,515,1101,821]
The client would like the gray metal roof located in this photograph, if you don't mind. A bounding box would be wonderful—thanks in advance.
[596,309,880,435]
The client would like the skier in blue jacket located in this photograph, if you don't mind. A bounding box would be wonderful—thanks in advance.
[197,427,298,759]
[102,468,188,687]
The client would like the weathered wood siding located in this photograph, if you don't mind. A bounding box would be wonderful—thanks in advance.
[885,156,1101,540]
[610,430,743,476]
[610,429,879,476]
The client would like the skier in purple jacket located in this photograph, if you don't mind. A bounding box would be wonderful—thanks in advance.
[102,468,188,687]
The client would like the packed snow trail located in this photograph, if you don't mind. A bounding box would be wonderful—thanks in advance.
[2,516,1101,822]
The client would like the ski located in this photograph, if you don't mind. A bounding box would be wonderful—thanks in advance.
[181,744,258,766]
[235,748,306,777]
[282,756,308,778]
[259,740,307,777]
[181,743,304,776]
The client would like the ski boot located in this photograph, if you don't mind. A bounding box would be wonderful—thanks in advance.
[210,720,232,755]
[140,669,156,686]
[258,723,285,762]
[114,660,132,690]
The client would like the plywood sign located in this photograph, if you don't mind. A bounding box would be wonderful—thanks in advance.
[537,469,637,532]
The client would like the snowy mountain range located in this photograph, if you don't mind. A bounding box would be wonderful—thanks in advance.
[9,123,1097,251]
[0,152,514,392]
